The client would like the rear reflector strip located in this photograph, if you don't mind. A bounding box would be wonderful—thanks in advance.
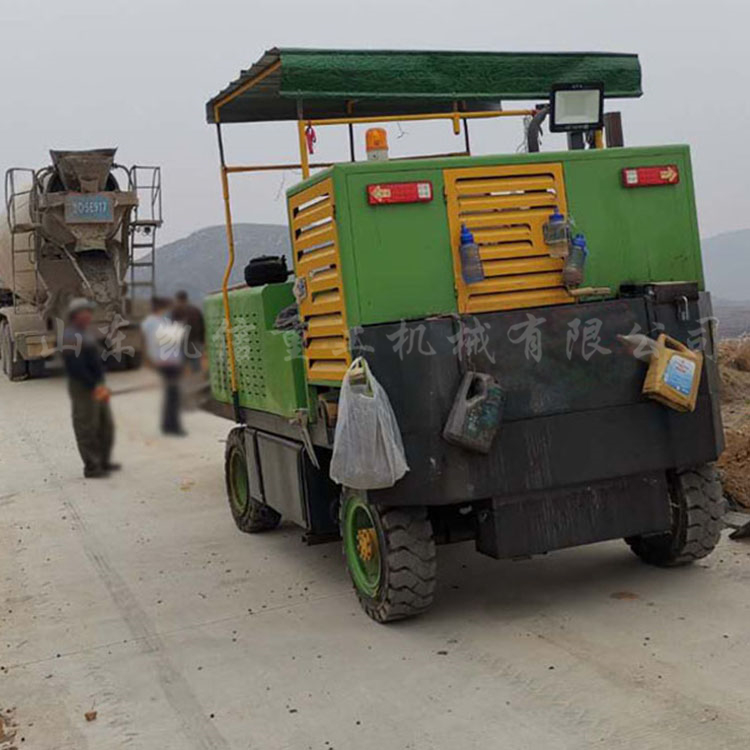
[367,181,433,205]
[622,165,680,188]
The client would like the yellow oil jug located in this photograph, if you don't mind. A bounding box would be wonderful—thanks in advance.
[642,334,703,412]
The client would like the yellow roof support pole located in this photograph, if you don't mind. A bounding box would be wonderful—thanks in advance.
[210,59,284,422]
[214,121,242,422]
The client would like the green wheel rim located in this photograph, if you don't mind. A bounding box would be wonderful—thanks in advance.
[229,447,249,516]
[343,494,381,597]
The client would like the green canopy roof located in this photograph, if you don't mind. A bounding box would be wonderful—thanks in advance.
[206,48,642,124]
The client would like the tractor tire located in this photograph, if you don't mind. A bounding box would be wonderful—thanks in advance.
[626,464,725,567]
[340,491,437,623]
[1,321,27,381]
[224,427,281,533]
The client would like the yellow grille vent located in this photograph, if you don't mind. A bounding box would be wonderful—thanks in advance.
[444,163,575,313]
[288,178,350,383]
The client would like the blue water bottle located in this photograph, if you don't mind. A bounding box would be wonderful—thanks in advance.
[459,224,484,284]
[563,233,588,288]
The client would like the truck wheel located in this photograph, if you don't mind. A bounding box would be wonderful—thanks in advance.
[1,321,27,381]
[340,491,436,623]
[626,464,725,566]
[224,427,281,533]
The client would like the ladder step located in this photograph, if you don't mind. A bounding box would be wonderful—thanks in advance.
[129,261,154,267]
[131,219,162,227]
[132,243,155,249]
[10,223,39,233]
[128,281,155,287]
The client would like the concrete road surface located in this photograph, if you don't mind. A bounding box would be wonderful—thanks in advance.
[2,370,750,749]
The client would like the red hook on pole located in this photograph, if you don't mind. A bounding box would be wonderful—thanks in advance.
[305,123,317,155]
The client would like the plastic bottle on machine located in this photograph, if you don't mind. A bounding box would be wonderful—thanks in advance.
[543,206,570,258]
[459,224,484,284]
[563,233,588,288]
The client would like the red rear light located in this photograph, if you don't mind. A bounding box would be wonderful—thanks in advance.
[621,165,680,188]
[367,181,433,205]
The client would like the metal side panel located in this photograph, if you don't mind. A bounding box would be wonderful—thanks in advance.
[251,428,340,537]
[256,433,308,527]
[243,428,264,503]
[476,472,670,559]
[352,297,723,507]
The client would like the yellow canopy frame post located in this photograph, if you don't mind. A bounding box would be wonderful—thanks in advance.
[215,121,243,423]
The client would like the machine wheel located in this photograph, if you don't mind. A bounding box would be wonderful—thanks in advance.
[224,427,281,533]
[1,321,27,381]
[339,491,436,623]
[626,464,725,567]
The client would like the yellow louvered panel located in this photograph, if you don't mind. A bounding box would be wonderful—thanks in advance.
[307,268,341,294]
[296,246,337,277]
[307,313,345,338]
[444,163,575,313]
[308,360,350,382]
[482,257,564,277]
[454,175,557,195]
[288,178,350,382]
[467,288,575,314]
[307,290,344,316]
[291,196,333,230]
[470,271,564,295]
[472,227,533,245]
[479,243,545,261]
[295,223,336,252]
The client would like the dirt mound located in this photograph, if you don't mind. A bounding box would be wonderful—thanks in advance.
[718,336,750,372]
[717,338,750,508]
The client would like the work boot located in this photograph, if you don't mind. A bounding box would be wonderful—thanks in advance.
[84,466,110,479]
[104,463,122,472]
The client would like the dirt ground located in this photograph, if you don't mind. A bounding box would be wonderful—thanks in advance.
[717,338,750,507]
[3,370,750,749]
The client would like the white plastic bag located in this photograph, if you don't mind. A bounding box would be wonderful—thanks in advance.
[329,358,409,489]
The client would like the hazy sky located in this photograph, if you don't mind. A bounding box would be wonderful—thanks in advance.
[2,0,748,245]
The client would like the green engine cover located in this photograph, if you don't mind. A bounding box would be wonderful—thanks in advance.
[204,282,308,417]
[288,145,705,329]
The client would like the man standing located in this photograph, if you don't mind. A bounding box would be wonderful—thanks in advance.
[171,290,205,372]
[141,297,186,436]
[62,298,119,478]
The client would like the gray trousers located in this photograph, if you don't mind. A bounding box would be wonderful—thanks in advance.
[68,380,114,472]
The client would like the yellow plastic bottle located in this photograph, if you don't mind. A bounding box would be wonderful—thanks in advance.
[642,334,703,412]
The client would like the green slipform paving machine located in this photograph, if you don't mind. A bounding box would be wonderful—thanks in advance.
[203,49,725,622]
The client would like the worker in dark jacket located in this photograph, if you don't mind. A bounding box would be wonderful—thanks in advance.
[62,298,119,478]
[171,290,205,372]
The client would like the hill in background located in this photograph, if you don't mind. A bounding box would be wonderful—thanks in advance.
[703,229,750,304]
[148,223,749,337]
[702,229,750,337]
[149,224,291,301]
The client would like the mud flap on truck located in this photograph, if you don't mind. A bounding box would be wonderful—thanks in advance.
[475,472,670,559]
[241,425,340,542]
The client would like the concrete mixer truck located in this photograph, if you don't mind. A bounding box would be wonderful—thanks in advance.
[0,149,162,380]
